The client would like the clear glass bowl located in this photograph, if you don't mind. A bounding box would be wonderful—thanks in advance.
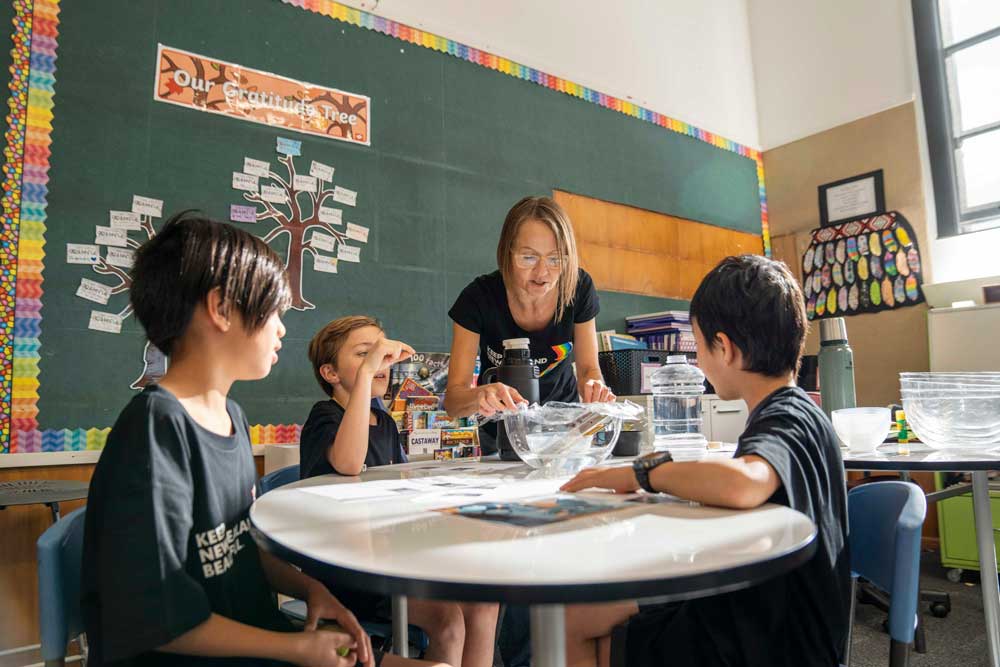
[501,403,628,475]
[900,392,1000,452]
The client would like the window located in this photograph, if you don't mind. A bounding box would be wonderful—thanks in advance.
[913,0,1000,236]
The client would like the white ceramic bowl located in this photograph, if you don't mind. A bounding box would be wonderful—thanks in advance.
[832,407,891,452]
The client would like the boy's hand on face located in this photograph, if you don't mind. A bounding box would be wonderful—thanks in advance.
[560,465,639,494]
[293,628,360,667]
[360,337,415,377]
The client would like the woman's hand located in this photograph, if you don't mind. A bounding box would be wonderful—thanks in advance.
[477,382,527,416]
[580,378,615,403]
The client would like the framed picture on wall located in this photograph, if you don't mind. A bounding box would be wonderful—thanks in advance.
[818,169,886,227]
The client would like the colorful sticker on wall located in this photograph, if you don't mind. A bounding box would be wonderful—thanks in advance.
[230,141,368,310]
[800,212,925,320]
[154,44,371,146]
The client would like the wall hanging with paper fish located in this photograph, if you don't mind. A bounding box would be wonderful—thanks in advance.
[801,212,925,320]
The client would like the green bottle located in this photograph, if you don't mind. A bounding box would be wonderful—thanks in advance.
[818,317,856,417]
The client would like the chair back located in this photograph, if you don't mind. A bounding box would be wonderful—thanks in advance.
[848,481,927,643]
[37,507,87,662]
[260,464,300,494]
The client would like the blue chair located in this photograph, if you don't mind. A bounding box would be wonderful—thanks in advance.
[37,507,87,666]
[846,481,927,667]
[258,464,429,654]
[259,464,301,494]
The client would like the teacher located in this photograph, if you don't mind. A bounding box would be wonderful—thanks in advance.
[444,195,615,455]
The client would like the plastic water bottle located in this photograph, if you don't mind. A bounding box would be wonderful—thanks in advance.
[651,355,707,452]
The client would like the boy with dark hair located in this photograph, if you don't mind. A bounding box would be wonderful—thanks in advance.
[301,316,499,667]
[82,213,444,667]
[560,254,850,667]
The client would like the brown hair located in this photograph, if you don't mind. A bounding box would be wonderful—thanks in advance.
[690,255,808,377]
[130,210,291,356]
[308,315,383,396]
[496,196,580,322]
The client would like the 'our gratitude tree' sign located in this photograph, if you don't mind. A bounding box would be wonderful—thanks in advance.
[153,44,371,146]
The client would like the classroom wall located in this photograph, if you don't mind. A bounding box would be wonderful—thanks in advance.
[335,0,762,148]
[8,0,762,438]
[764,102,931,409]
[764,101,941,547]
[746,0,1000,283]
[746,0,914,151]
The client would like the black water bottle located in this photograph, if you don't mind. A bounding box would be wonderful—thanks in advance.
[481,338,540,461]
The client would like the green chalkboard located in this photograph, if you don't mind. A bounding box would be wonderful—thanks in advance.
[36,0,759,429]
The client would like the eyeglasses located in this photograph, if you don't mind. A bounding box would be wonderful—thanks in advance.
[512,252,567,270]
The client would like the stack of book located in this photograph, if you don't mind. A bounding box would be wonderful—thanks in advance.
[387,377,480,460]
[625,310,696,352]
[597,330,647,352]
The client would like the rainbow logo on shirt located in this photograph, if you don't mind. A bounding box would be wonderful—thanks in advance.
[539,342,573,377]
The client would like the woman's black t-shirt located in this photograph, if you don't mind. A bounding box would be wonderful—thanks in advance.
[448,269,599,449]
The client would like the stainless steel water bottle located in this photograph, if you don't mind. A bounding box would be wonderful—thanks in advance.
[818,317,856,417]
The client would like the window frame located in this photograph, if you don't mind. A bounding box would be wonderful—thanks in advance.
[912,0,1000,237]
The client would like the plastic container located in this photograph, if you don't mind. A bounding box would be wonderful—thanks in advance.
[650,356,707,453]
[832,407,891,451]
[598,350,671,395]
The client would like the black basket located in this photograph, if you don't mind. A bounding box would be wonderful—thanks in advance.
[598,350,695,395]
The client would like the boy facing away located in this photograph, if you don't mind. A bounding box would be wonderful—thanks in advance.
[82,213,446,667]
[300,316,499,667]
[560,255,851,667]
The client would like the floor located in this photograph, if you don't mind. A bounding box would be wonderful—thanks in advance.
[850,551,991,666]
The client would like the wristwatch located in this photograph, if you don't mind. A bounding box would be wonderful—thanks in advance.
[632,451,673,493]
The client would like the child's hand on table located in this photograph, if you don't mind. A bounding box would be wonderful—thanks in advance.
[560,465,640,494]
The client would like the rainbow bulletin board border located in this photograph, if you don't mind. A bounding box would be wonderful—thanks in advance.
[2,0,58,453]
[0,0,769,452]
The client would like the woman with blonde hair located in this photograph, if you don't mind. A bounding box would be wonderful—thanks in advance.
[445,195,615,664]
[445,195,615,449]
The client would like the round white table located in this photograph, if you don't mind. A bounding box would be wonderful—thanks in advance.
[250,460,817,667]
[843,444,1000,667]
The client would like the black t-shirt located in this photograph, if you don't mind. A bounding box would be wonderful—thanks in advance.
[448,269,599,448]
[623,386,850,667]
[299,399,407,479]
[82,385,293,667]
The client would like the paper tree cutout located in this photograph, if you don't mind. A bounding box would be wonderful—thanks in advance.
[71,200,167,390]
[234,148,367,311]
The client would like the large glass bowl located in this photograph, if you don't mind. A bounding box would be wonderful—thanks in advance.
[500,402,632,474]
[899,372,1000,450]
